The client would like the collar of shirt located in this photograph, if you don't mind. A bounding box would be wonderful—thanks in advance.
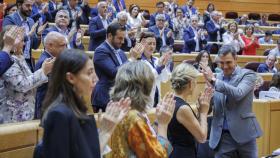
[99,15,107,21]
[45,50,54,58]
[105,40,119,53]
[222,66,237,81]
[17,11,27,23]
[55,25,69,35]
[141,53,156,65]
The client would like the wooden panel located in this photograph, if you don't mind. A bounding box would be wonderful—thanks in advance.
[252,99,270,157]
[269,100,280,154]
[0,121,39,152]
[0,146,35,158]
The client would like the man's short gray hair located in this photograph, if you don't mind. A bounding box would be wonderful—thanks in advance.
[218,44,237,58]
[97,1,107,9]
[155,14,166,21]
[55,9,70,20]
[44,31,66,45]
[210,11,219,17]
[116,11,128,20]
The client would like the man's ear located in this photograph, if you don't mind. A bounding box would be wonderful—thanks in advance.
[66,72,76,85]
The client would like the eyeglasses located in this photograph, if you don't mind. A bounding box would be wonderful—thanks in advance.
[157,19,165,21]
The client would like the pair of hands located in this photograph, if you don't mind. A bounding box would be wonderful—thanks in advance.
[29,21,48,37]
[98,98,131,134]
[42,57,56,75]
[3,26,25,53]
[129,42,145,60]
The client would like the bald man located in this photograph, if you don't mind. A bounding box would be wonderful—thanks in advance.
[34,31,67,119]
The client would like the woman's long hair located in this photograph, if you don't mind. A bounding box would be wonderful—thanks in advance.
[42,49,89,120]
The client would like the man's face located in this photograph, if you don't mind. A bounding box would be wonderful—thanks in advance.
[118,17,127,26]
[49,37,67,57]
[266,55,276,69]
[191,18,198,28]
[20,0,34,17]
[109,30,125,49]
[156,4,164,13]
[156,18,165,29]
[69,0,78,8]
[98,3,107,17]
[219,53,237,76]
[188,0,194,6]
[55,12,70,28]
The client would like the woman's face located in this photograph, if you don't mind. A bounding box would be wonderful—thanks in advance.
[201,52,209,63]
[142,37,156,57]
[176,9,183,18]
[70,59,98,97]
[229,23,237,33]
[246,27,253,36]
[208,4,214,12]
[8,6,17,15]
[131,7,139,17]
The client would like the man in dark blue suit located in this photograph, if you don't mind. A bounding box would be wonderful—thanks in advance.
[148,14,174,52]
[183,15,207,53]
[42,10,84,49]
[91,22,128,112]
[149,1,173,29]
[88,1,110,51]
[112,0,126,12]
[3,0,41,71]
[205,11,225,42]
[34,31,67,118]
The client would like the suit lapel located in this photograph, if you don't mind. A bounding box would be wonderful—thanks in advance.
[97,16,104,29]
[105,42,120,66]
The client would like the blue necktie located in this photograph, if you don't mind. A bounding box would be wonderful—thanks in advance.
[115,50,122,65]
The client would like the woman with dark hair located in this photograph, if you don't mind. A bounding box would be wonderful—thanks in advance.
[168,63,214,158]
[0,26,54,124]
[203,3,215,24]
[40,49,130,157]
[241,24,260,55]
[4,3,17,17]
[127,4,146,28]
[109,61,175,158]
[223,22,245,53]
[193,50,214,72]
[269,72,280,92]
[139,31,172,107]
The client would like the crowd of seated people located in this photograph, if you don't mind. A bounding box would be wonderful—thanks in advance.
[1,0,280,157]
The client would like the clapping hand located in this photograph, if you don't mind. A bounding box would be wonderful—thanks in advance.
[37,22,48,36]
[99,97,131,134]
[3,26,23,53]
[42,57,55,75]
[199,62,215,81]
[129,43,144,60]
[156,92,176,126]
[197,86,214,114]
[76,29,85,43]
[28,21,39,37]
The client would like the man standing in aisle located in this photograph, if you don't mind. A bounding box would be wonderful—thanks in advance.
[200,45,262,158]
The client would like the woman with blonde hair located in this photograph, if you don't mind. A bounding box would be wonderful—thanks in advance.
[168,63,214,158]
[110,61,175,158]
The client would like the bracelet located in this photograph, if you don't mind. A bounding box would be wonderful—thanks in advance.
[157,135,173,155]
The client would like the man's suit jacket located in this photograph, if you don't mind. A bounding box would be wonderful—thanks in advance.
[34,51,52,118]
[181,5,197,18]
[62,5,90,26]
[148,25,174,51]
[182,26,207,53]
[257,63,277,73]
[205,20,225,42]
[42,26,84,49]
[88,16,108,51]
[209,66,262,149]
[92,41,127,108]
[3,12,41,59]
[31,4,53,23]
[149,13,173,29]
[112,0,126,12]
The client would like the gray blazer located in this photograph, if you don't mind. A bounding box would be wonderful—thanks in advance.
[209,66,263,149]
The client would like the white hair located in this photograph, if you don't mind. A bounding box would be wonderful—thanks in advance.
[97,1,107,9]
[44,31,66,45]
[116,11,128,20]
[55,10,70,20]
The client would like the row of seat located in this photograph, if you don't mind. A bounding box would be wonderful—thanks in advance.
[225,12,280,21]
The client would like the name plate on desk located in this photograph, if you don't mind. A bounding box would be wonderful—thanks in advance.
[259,91,280,99]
